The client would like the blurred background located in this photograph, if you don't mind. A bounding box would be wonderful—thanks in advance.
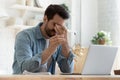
[0,0,120,74]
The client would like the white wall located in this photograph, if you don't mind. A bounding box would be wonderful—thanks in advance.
[98,0,120,46]
[35,0,71,10]
[97,0,120,70]
[80,0,120,47]
[70,0,81,47]
[0,28,15,74]
[81,0,98,47]
[0,0,16,74]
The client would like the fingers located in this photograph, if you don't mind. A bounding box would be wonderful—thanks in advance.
[50,36,65,45]
[49,35,66,48]
[50,34,64,40]
[54,24,67,35]
[50,39,65,46]
[48,37,65,55]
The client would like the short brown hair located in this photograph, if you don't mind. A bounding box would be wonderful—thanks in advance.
[44,4,69,21]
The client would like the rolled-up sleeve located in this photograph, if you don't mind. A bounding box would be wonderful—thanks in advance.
[14,31,42,73]
[56,46,74,73]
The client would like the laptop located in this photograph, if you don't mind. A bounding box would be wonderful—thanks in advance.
[81,45,118,75]
[61,45,118,75]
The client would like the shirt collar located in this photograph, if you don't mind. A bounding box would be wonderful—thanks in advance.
[35,22,45,40]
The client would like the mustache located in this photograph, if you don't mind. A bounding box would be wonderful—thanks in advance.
[51,29,56,33]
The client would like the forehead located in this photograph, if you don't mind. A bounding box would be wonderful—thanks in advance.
[51,14,65,26]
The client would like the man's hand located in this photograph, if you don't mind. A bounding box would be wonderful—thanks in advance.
[41,34,66,64]
[48,34,65,54]
[54,24,70,58]
[54,24,67,42]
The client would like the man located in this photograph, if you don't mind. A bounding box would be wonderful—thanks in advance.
[12,4,74,74]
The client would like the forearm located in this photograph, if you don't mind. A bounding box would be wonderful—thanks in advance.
[41,48,54,64]
[61,42,70,58]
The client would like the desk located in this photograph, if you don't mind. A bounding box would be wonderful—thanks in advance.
[0,75,120,80]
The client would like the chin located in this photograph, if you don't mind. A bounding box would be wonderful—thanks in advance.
[47,32,56,37]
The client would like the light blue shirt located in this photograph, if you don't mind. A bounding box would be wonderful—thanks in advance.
[12,23,74,74]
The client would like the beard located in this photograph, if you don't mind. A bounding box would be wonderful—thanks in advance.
[45,23,56,37]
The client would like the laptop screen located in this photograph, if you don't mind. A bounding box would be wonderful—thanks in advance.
[81,45,118,75]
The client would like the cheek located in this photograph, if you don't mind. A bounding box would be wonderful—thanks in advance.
[48,23,55,30]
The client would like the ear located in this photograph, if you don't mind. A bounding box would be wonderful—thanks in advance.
[43,15,48,22]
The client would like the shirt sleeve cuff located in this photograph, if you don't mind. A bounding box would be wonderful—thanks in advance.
[32,52,48,67]
[59,51,74,64]
[32,52,42,66]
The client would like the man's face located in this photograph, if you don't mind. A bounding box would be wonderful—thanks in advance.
[44,14,65,37]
